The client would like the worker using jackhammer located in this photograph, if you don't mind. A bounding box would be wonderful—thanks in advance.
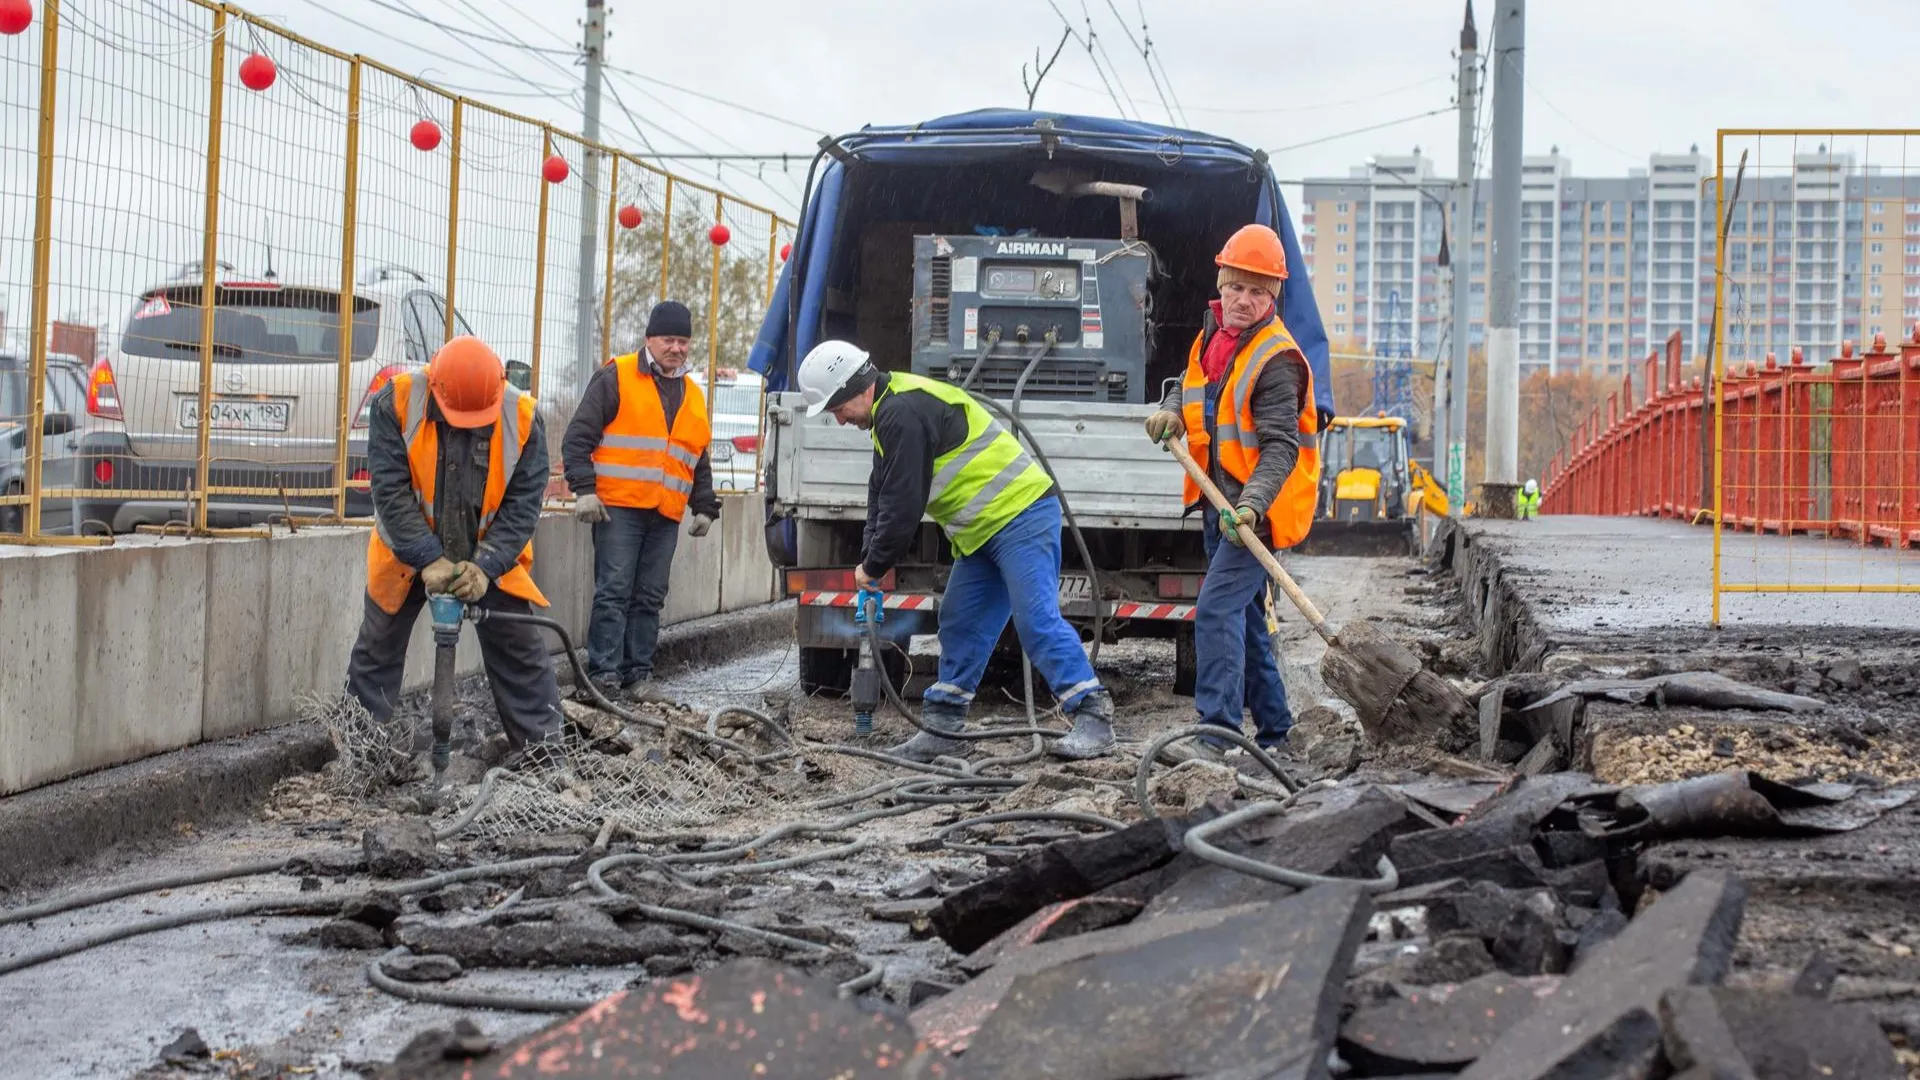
[1518,479,1541,520]
[795,340,1117,763]
[1144,224,1321,760]
[561,301,719,704]
[345,335,566,763]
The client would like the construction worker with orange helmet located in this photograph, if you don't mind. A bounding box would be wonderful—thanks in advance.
[346,335,565,758]
[1143,224,1321,762]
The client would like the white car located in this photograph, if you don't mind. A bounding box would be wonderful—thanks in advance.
[705,375,765,492]
[76,263,514,531]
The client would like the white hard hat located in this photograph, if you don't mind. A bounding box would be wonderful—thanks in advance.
[798,340,874,417]
[1524,479,1538,494]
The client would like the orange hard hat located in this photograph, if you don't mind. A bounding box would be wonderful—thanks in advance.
[1216,224,1289,281]
[428,335,506,428]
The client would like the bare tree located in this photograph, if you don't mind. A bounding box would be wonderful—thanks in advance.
[1023,27,1072,109]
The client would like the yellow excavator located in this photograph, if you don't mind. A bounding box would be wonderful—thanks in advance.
[1297,415,1431,556]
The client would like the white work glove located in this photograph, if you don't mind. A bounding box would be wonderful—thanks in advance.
[573,493,608,524]
[1144,410,1184,444]
[687,513,715,538]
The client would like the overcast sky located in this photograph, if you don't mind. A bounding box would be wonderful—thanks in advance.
[272,0,1920,216]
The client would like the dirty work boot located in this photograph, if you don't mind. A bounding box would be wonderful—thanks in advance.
[575,676,623,706]
[620,678,678,707]
[1049,690,1116,760]
[1157,730,1232,766]
[886,702,968,764]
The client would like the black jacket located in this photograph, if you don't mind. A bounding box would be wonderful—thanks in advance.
[1158,307,1305,519]
[560,352,721,519]
[367,383,549,582]
[859,373,970,578]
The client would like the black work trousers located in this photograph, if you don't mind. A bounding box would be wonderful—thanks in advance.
[344,581,565,748]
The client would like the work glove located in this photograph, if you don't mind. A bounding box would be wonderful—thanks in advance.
[449,561,490,603]
[1143,410,1184,444]
[573,493,608,524]
[1219,506,1258,546]
[419,557,459,595]
[687,513,715,538]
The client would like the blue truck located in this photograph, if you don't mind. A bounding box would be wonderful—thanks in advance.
[748,109,1333,696]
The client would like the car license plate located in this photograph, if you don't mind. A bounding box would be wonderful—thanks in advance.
[1057,573,1093,604]
[178,397,291,433]
[710,440,734,462]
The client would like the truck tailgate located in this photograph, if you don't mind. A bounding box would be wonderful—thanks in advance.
[768,391,1195,530]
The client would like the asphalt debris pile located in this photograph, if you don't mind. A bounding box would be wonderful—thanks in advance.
[384,769,1913,1078]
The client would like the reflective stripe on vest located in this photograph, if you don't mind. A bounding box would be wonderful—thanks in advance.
[590,354,710,519]
[1179,318,1323,550]
[366,373,546,614]
[872,372,1053,557]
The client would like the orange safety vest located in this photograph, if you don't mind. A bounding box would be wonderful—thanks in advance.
[365,372,548,615]
[590,353,711,521]
[1180,318,1322,549]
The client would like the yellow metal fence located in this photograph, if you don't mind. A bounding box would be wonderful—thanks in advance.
[0,0,795,543]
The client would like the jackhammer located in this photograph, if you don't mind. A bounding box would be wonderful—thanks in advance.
[850,585,885,737]
[426,592,466,792]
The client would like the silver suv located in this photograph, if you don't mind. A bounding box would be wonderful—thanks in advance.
[76,263,503,531]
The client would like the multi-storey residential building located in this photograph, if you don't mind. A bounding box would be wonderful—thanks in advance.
[1300,146,1909,379]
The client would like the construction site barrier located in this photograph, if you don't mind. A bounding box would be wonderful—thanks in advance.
[0,0,795,546]
[1543,128,1920,623]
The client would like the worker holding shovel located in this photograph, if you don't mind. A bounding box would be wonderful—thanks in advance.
[1144,224,1322,760]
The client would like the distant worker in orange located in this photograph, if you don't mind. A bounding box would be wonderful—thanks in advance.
[346,336,565,757]
[561,301,719,704]
[1142,224,1321,760]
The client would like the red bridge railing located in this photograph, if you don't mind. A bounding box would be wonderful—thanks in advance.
[1542,328,1920,548]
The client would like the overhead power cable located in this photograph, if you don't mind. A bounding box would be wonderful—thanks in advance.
[1044,0,1127,119]
[1266,106,1458,156]
[1103,0,1176,125]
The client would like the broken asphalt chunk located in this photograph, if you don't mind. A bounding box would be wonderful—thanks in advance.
[1140,786,1414,919]
[362,819,437,878]
[1699,986,1904,1079]
[445,959,946,1078]
[1460,870,1747,1080]
[159,1027,211,1066]
[1340,973,1557,1072]
[912,902,1269,1054]
[954,884,1371,1080]
[317,918,387,951]
[393,906,691,968]
[1522,671,1825,715]
[380,952,463,983]
[1598,770,1916,843]
[928,800,1222,954]
[956,896,1145,975]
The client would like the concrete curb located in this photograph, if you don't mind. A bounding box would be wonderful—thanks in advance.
[0,599,796,894]
[0,725,334,894]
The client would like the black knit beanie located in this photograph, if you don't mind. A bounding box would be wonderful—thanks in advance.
[645,301,693,339]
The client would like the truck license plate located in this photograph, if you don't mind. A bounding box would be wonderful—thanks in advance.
[1057,573,1093,604]
[179,397,291,433]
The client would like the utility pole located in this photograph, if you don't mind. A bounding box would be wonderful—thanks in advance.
[1483,0,1523,516]
[1447,1,1476,518]
[575,0,607,388]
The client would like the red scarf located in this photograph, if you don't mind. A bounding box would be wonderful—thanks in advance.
[1200,299,1273,383]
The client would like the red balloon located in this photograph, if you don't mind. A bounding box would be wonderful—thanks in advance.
[617,204,643,230]
[542,154,569,184]
[708,224,731,246]
[409,119,441,152]
[238,52,277,91]
[0,0,33,36]
[779,243,792,262]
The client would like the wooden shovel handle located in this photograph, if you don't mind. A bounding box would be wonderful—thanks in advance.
[1165,437,1332,640]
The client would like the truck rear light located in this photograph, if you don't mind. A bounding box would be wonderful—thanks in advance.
[87,359,123,420]
[92,459,114,485]
[785,567,896,595]
[1157,573,1204,599]
[353,364,408,428]
[351,468,370,482]
[730,434,760,454]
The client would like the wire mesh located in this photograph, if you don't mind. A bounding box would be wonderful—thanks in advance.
[0,0,793,544]
[1711,131,1919,615]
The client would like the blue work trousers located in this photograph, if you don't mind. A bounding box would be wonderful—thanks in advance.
[1194,509,1295,747]
[586,505,680,685]
[925,496,1103,714]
